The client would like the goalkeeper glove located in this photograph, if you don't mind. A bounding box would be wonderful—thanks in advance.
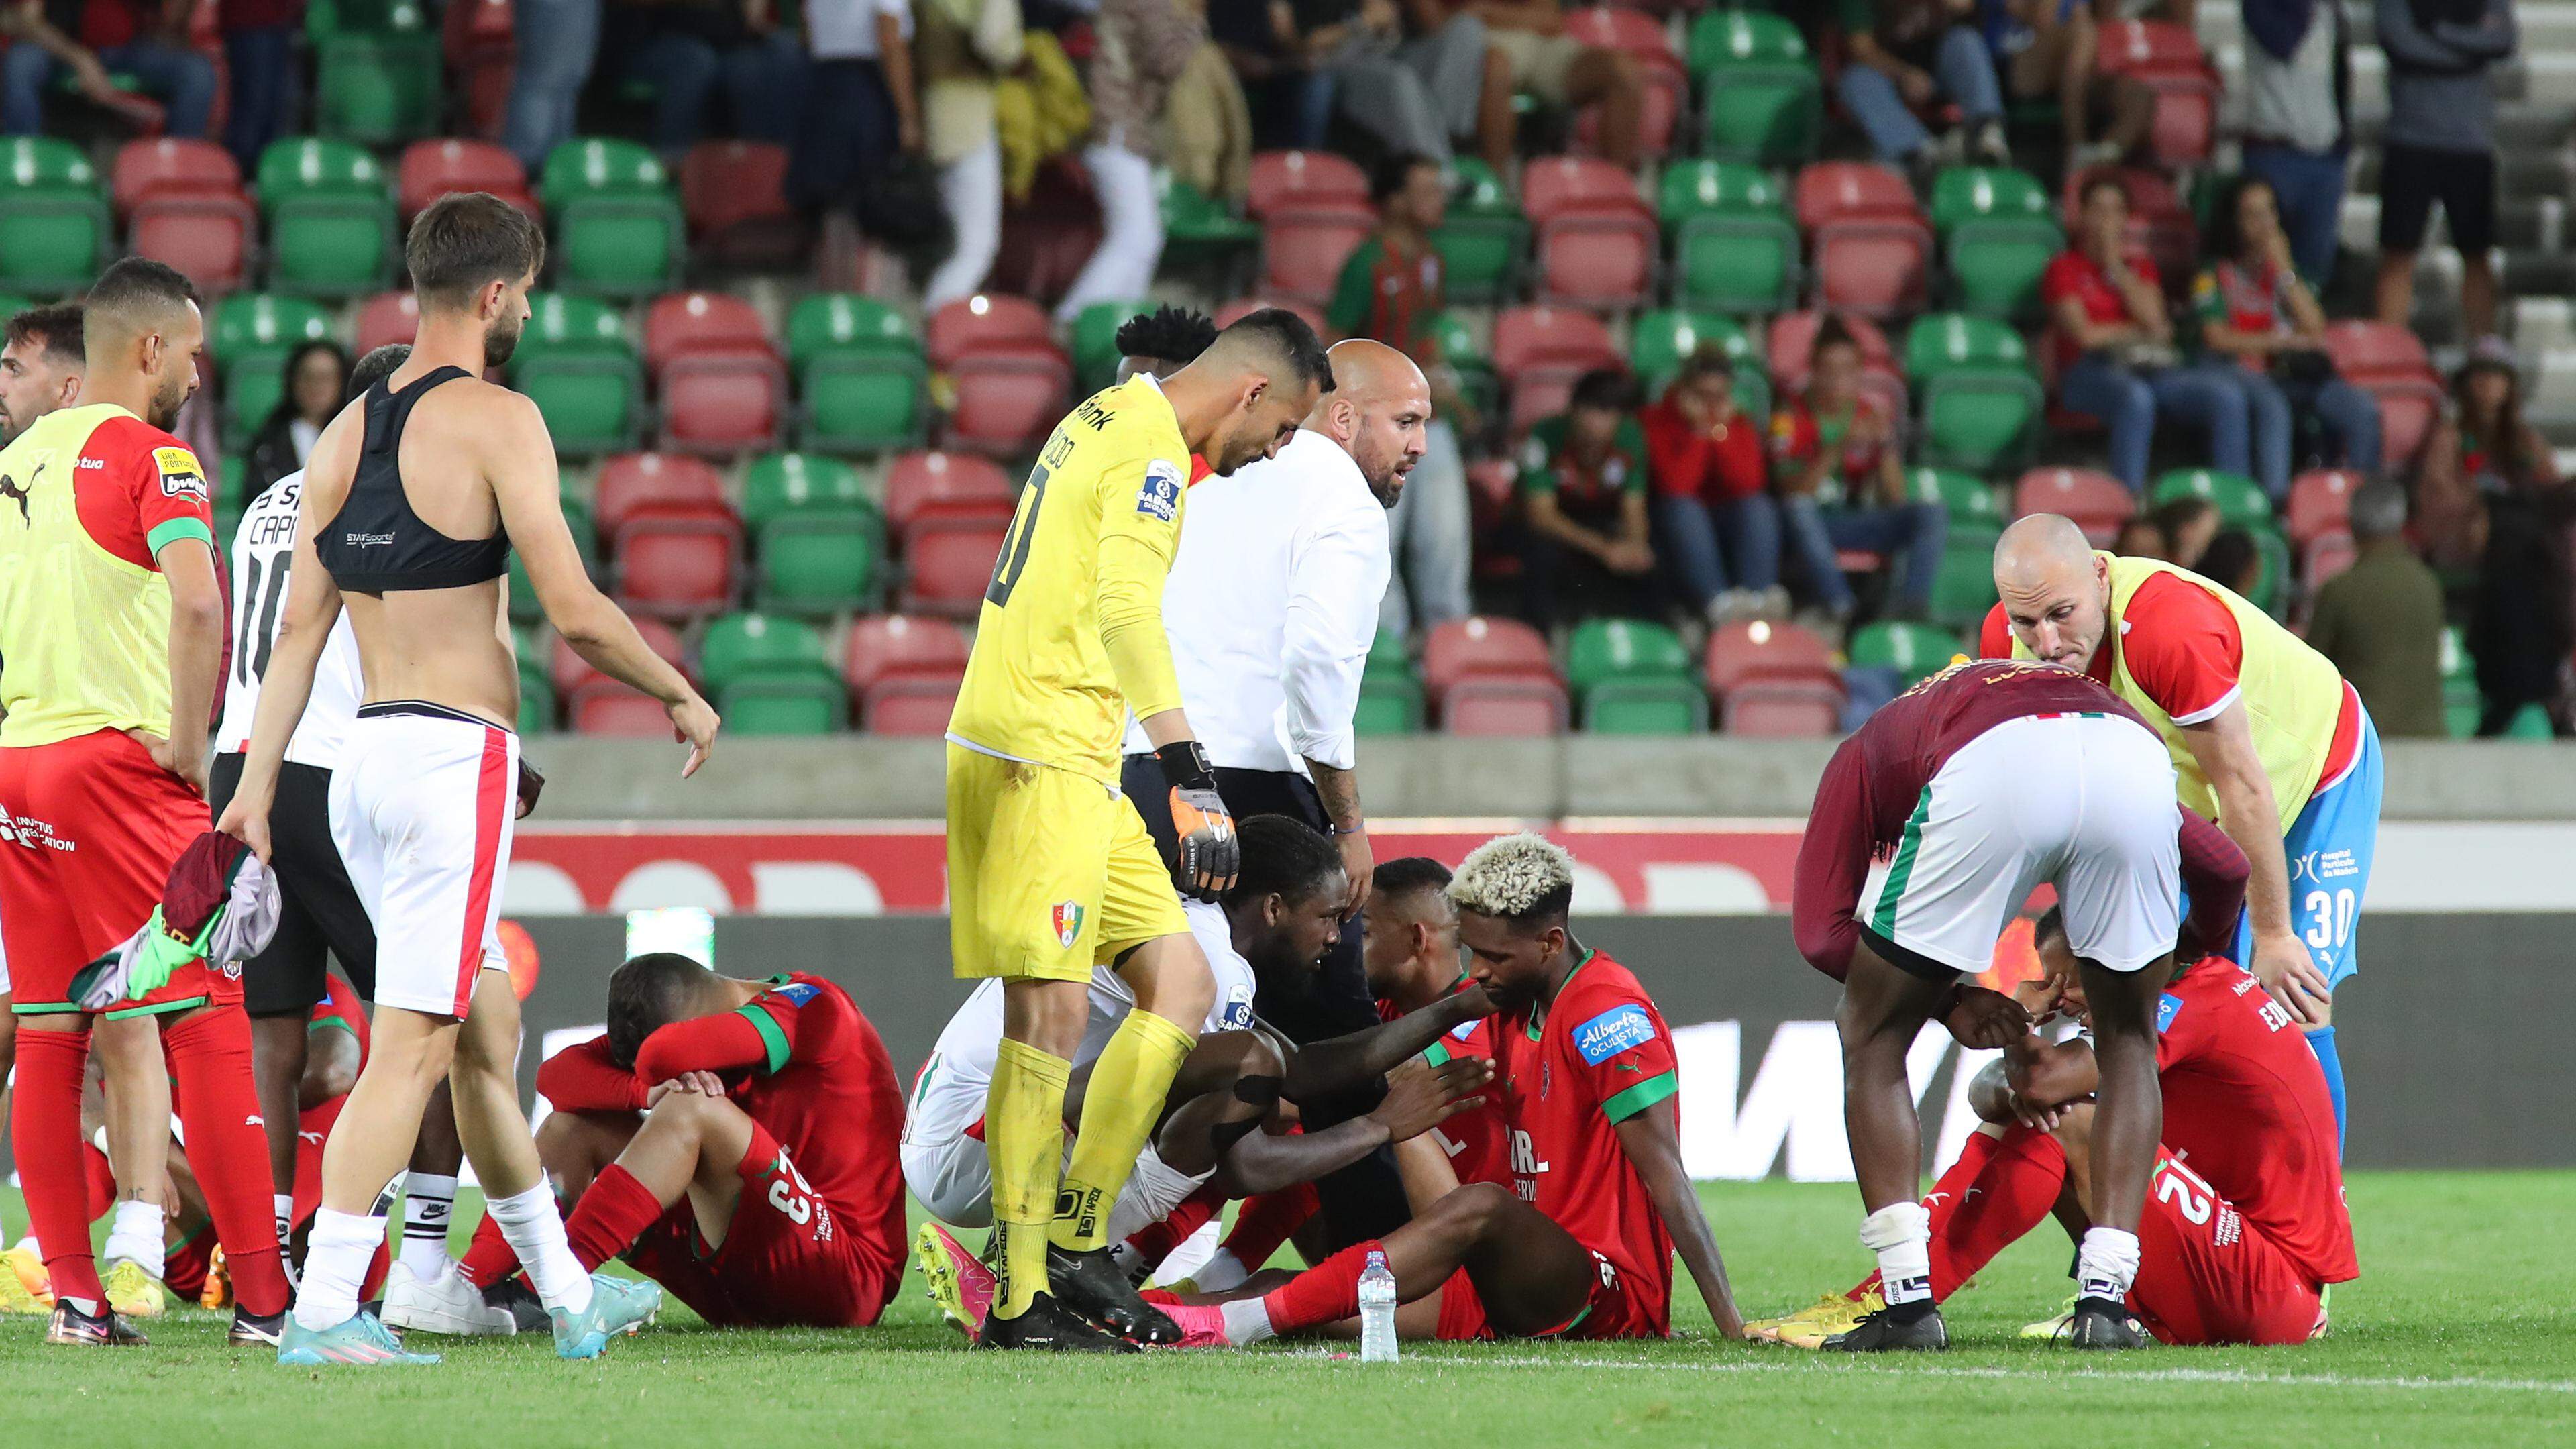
[1157,739,1238,899]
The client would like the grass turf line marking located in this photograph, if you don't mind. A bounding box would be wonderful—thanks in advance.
[1279,1352,2576,1395]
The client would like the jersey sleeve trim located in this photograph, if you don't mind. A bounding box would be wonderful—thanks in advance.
[734,1004,791,1074]
[1423,1040,1455,1067]
[1601,1071,1678,1124]
[146,515,213,556]
[2166,682,2242,727]
[307,1014,359,1038]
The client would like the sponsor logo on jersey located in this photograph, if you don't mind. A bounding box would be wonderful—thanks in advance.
[154,446,207,501]
[0,460,43,523]
[2155,993,2184,1034]
[0,811,75,852]
[1051,900,1085,949]
[1449,1018,1478,1041]
[1218,983,1254,1030]
[1572,1003,1657,1065]
[341,531,397,548]
[1136,460,1182,522]
[771,980,820,1007]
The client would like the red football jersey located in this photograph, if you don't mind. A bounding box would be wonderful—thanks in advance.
[1492,949,1681,1336]
[1379,981,1507,1188]
[2154,957,2358,1287]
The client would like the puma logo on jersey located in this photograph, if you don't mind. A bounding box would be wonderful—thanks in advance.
[0,460,44,524]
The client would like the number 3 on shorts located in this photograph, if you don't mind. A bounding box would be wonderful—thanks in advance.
[2302,887,2355,952]
[765,1156,818,1225]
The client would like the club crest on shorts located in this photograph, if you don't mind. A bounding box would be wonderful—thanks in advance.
[1050,900,1085,949]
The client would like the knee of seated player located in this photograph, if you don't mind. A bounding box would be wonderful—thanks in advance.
[640,1087,755,1166]
[1425,1181,1519,1246]
[301,1029,362,1106]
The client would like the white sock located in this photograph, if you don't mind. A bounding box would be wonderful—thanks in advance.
[400,1173,460,1281]
[1192,1246,1250,1294]
[103,1200,167,1276]
[292,1208,388,1332]
[1217,1296,1276,1346]
[485,1183,593,1316]
[1860,1202,1933,1307]
[273,1193,297,1250]
[2077,1226,2142,1303]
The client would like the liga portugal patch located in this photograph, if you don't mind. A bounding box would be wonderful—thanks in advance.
[1050,900,1084,949]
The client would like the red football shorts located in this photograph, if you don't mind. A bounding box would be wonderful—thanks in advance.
[0,729,237,1016]
[1432,1249,1668,1342]
[2129,1148,2326,1346]
[621,1124,899,1328]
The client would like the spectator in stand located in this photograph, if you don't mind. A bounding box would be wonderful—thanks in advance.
[1309,0,1495,169]
[1,0,217,138]
[1517,368,1654,625]
[1642,349,1782,625]
[2049,174,2253,493]
[238,340,347,506]
[2189,174,2382,500]
[790,0,920,223]
[219,0,300,172]
[917,0,1022,310]
[1212,1,1334,150]
[1329,151,1473,638]
[2239,0,2352,283]
[600,0,808,162]
[1838,0,2010,179]
[1419,0,1640,172]
[1162,17,1253,205]
[502,0,602,172]
[1768,316,1946,625]
[2305,481,2446,737]
[2415,339,2557,570]
[2194,525,2263,598]
[2151,494,2220,569]
[0,303,84,447]
[1978,0,2152,171]
[2373,0,2514,342]
[2112,513,2169,559]
[1051,0,1201,323]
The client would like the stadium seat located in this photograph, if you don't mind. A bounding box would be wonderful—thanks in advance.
[1767,310,1900,393]
[1421,616,1556,704]
[900,515,1010,618]
[1259,203,1375,307]
[398,138,533,221]
[1354,675,1425,735]
[924,292,1051,362]
[786,293,925,454]
[2015,466,2134,544]
[1420,310,1501,423]
[1584,680,1709,734]
[884,449,1017,539]
[941,342,1071,457]
[1847,620,1966,688]
[1686,9,1820,166]
[2302,529,2357,594]
[112,138,240,219]
[211,294,337,449]
[1430,158,1525,304]
[756,511,880,616]
[508,293,642,455]
[540,138,684,297]
[2149,468,2271,527]
[1907,313,2042,471]
[0,138,109,294]
[643,290,771,373]
[2286,469,2361,547]
[645,292,784,456]
[2365,380,2443,471]
[2096,20,2218,168]
[1566,619,1705,734]
[741,451,861,528]
[258,138,398,297]
[131,194,255,298]
[1796,162,1932,319]
[315,2,442,145]
[1246,150,1368,218]
[554,618,687,732]
[1702,619,1837,697]
[1523,155,1657,311]
[2058,166,2197,282]
[698,612,845,734]
[1157,173,1262,279]
[519,667,557,733]
[611,502,743,619]
[1491,307,1621,435]
[1929,166,2061,319]
[354,289,418,354]
[1442,677,1569,736]
[1929,525,2004,629]
[2320,321,2434,384]
[1658,160,1796,315]
[1565,4,1684,157]
[680,141,802,269]
[864,678,962,735]
[444,0,517,136]
[508,496,598,621]
[1722,679,1845,736]
[1908,468,2002,530]
[1364,627,1411,682]
[595,451,728,537]
[847,614,970,732]
[1630,309,1766,416]
[1071,299,1154,394]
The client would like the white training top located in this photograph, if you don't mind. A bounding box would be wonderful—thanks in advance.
[215,470,366,769]
[902,899,1258,1148]
[1118,427,1391,775]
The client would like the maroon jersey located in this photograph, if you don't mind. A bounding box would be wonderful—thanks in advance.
[2155,957,2358,1287]
[1792,659,2247,980]
[1493,949,1680,1336]
[1379,981,1508,1188]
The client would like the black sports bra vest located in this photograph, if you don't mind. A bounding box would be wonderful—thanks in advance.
[315,366,513,592]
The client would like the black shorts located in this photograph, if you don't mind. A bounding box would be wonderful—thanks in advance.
[208,752,378,1014]
[2379,142,2496,255]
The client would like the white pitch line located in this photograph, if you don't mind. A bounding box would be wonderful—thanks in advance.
[1274,1350,2576,1395]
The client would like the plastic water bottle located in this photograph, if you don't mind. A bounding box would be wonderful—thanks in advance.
[1357,1250,1399,1362]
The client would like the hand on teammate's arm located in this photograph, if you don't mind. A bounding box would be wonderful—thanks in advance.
[647,1069,726,1105]
[153,536,223,798]
[1939,985,2032,1049]
[1614,1102,1746,1340]
[1277,985,1495,1105]
[1214,1057,1488,1198]
[536,1034,651,1112]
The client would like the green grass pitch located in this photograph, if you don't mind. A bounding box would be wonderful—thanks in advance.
[3,1172,2568,1447]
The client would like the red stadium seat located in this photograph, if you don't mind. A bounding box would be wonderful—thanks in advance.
[594,452,730,537]
[1723,679,1845,736]
[129,195,254,297]
[1522,155,1644,221]
[2302,531,2357,593]
[398,139,535,222]
[942,342,1072,457]
[1703,619,1837,696]
[570,691,678,735]
[1812,218,1932,319]
[2321,321,2435,384]
[610,504,743,619]
[883,450,1017,537]
[1768,311,1900,392]
[843,613,971,691]
[2286,469,2361,547]
[925,294,1053,369]
[1246,150,1368,219]
[1795,162,1921,231]
[900,515,1010,618]
[2096,21,2219,167]
[444,0,516,135]
[1421,616,1556,702]
[643,291,773,373]
[659,354,786,456]
[1564,5,1684,157]
[2372,380,2444,472]
[1258,204,1375,305]
[1442,677,1569,736]
[865,677,963,735]
[552,618,686,694]
[1523,156,1657,310]
[2015,467,2135,544]
[1213,296,1327,334]
[680,141,804,268]
[354,290,419,356]
[1491,307,1621,435]
[112,138,239,219]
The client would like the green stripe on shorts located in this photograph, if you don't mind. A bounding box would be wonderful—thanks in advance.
[1870,786,1935,938]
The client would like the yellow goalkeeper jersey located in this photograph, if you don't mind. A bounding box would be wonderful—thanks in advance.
[947,374,1190,784]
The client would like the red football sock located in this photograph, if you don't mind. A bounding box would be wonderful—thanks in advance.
[15,1028,105,1308]
[1846,1130,2003,1298]
[561,1164,667,1273]
[360,1238,391,1303]
[1223,1182,1318,1270]
[1258,1238,1383,1336]
[164,1006,291,1317]
[1123,1186,1224,1270]
[457,1212,520,1289]
[82,1141,115,1221]
[1928,1124,2066,1299]
[164,1224,213,1300]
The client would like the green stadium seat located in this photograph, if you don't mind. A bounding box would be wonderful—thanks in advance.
[1929,167,2059,318]
[1159,174,1260,277]
[314,3,441,146]
[508,498,596,624]
[517,663,555,733]
[0,138,108,294]
[0,294,34,323]
[786,294,925,453]
[1564,618,1691,696]
[1365,628,1411,680]
[698,612,846,734]
[1928,166,2052,236]
[1582,680,1709,735]
[1847,620,1966,687]
[541,139,683,297]
[257,138,397,297]
[743,452,868,529]
[213,294,339,449]
[1659,161,1797,315]
[1419,311,1499,425]
[1928,526,2004,629]
[1907,314,2041,472]
[508,294,641,455]
[1070,299,1152,393]
[1629,309,1766,415]
[2149,468,2272,528]
[1354,675,1424,735]
[1431,158,1525,305]
[756,513,881,616]
[1688,10,1821,165]
[2248,526,2290,616]
[1904,467,2003,529]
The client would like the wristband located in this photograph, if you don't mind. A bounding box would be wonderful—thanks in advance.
[1329,820,1366,837]
[1155,739,1217,792]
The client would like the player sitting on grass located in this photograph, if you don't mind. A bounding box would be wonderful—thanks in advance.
[911,816,1495,1341]
[1149,833,1748,1347]
[456,958,908,1329]
[1752,906,2356,1348]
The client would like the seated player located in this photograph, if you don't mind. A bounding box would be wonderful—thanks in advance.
[1755,906,2355,1348]
[458,958,908,1329]
[1362,857,1505,1190]
[1153,833,1748,1347]
[909,817,1494,1342]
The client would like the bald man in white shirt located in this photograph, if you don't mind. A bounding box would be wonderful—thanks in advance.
[1120,337,1432,1247]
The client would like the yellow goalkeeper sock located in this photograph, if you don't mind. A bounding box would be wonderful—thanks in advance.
[1050,1009,1195,1254]
[984,1037,1072,1320]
